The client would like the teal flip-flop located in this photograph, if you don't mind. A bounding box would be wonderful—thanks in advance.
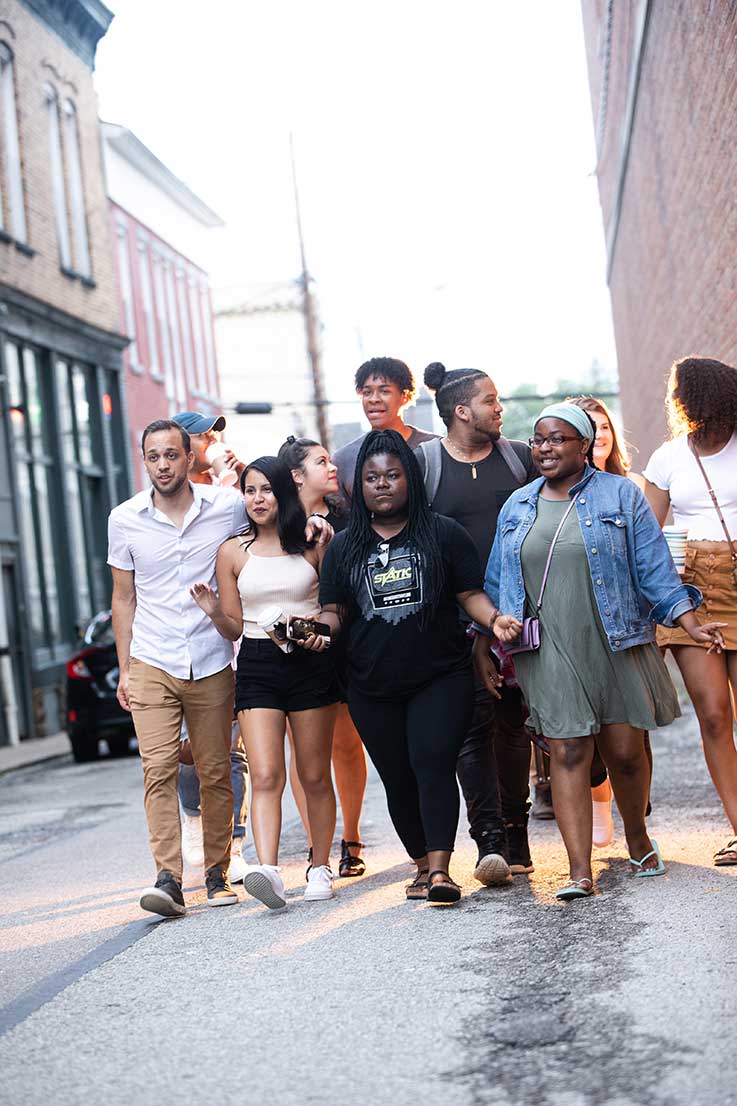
[555,878,594,901]
[629,838,665,877]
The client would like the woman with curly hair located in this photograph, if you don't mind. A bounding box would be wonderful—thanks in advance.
[644,357,737,866]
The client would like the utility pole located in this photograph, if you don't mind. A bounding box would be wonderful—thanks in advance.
[290,134,330,450]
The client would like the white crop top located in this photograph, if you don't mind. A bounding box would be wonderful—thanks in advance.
[237,550,320,639]
[643,432,737,541]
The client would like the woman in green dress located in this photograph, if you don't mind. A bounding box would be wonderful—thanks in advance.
[480,403,726,900]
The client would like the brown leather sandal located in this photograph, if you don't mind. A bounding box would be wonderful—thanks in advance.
[405,868,429,900]
[714,837,737,866]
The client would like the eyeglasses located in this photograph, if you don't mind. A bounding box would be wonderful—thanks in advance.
[528,433,583,448]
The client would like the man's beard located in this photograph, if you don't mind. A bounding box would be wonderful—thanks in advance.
[471,421,501,443]
[152,473,188,497]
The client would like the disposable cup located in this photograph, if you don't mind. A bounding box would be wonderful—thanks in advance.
[663,526,688,574]
[205,442,239,487]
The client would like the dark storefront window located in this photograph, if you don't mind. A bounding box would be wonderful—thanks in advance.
[3,340,124,662]
[55,359,110,625]
[4,342,61,650]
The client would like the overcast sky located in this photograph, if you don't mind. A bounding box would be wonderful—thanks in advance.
[95,1,616,405]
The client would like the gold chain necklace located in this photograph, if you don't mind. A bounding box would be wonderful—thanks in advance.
[444,438,491,480]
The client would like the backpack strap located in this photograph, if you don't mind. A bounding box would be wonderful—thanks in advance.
[495,436,528,486]
[417,438,443,506]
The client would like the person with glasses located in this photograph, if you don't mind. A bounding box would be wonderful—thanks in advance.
[318,429,502,904]
[479,403,725,900]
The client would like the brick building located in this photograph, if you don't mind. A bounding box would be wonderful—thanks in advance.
[581,1,737,465]
[102,122,225,490]
[0,0,129,744]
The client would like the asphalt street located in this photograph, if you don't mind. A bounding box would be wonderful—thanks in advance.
[0,688,736,1106]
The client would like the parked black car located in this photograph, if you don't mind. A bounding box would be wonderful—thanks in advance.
[66,610,136,763]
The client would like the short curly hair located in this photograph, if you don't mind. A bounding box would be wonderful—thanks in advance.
[354,357,416,402]
[667,356,737,442]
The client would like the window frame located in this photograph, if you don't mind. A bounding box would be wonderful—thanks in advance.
[0,42,27,243]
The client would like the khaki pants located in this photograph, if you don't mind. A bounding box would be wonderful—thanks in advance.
[129,659,235,880]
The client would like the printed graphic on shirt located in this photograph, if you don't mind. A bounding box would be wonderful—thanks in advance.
[361,541,424,624]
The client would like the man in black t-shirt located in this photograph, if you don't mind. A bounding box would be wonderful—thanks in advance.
[332,357,437,506]
[418,363,538,884]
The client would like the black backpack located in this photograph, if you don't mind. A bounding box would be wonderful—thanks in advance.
[416,436,528,506]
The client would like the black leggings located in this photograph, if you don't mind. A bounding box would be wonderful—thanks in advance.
[348,668,474,858]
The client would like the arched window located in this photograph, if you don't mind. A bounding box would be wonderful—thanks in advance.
[44,83,71,268]
[0,42,27,242]
[62,99,90,277]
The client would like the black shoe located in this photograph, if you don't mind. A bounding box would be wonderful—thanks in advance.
[140,870,186,917]
[205,866,239,907]
[472,825,512,886]
[506,818,534,874]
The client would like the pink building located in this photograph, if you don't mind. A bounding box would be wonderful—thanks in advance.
[103,123,224,488]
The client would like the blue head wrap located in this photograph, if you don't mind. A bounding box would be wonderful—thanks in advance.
[533,402,594,443]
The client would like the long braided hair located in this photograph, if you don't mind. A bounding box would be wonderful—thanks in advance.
[331,429,446,627]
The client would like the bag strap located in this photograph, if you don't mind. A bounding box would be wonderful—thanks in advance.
[688,436,737,565]
[417,438,443,506]
[495,436,529,486]
[535,497,578,612]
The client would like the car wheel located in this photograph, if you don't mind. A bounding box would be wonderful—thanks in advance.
[69,731,100,763]
[108,734,132,758]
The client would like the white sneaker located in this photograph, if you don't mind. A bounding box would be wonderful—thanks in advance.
[304,864,335,901]
[181,812,204,867]
[229,839,247,884]
[243,864,287,910]
[592,798,615,848]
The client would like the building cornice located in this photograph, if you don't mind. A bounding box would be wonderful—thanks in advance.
[0,282,129,364]
[102,122,225,228]
[18,0,113,69]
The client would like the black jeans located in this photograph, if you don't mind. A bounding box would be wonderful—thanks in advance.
[348,668,475,858]
[456,678,531,841]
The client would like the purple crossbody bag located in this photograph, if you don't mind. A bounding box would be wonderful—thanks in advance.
[504,497,578,655]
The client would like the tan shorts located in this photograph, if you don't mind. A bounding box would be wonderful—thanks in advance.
[657,540,737,651]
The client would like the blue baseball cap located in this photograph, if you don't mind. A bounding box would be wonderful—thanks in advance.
[172,410,226,434]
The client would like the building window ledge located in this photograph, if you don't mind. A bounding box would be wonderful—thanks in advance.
[149,369,165,384]
[128,362,145,376]
[191,389,223,407]
[0,230,35,256]
[60,265,96,288]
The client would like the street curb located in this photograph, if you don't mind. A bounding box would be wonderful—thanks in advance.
[0,733,69,777]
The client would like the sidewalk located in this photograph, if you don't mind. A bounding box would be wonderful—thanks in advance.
[0,733,69,776]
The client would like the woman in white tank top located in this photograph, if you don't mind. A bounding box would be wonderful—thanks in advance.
[278,435,369,881]
[191,455,339,909]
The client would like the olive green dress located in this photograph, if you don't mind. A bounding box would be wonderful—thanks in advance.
[513,497,680,740]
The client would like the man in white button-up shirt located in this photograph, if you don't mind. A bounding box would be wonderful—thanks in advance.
[108,419,248,917]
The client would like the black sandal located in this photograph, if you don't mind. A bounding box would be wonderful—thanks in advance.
[405,867,429,900]
[427,870,461,904]
[338,840,366,878]
[305,846,313,880]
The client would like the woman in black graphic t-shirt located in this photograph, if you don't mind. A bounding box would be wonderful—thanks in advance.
[316,429,501,904]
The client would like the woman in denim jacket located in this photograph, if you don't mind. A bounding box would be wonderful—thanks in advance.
[478,403,726,900]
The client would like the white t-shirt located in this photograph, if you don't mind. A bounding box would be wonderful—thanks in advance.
[643,432,737,541]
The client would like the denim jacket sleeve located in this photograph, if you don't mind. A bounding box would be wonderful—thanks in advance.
[631,486,703,626]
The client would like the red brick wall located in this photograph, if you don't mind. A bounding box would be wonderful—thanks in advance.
[109,201,222,491]
[581,1,737,468]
